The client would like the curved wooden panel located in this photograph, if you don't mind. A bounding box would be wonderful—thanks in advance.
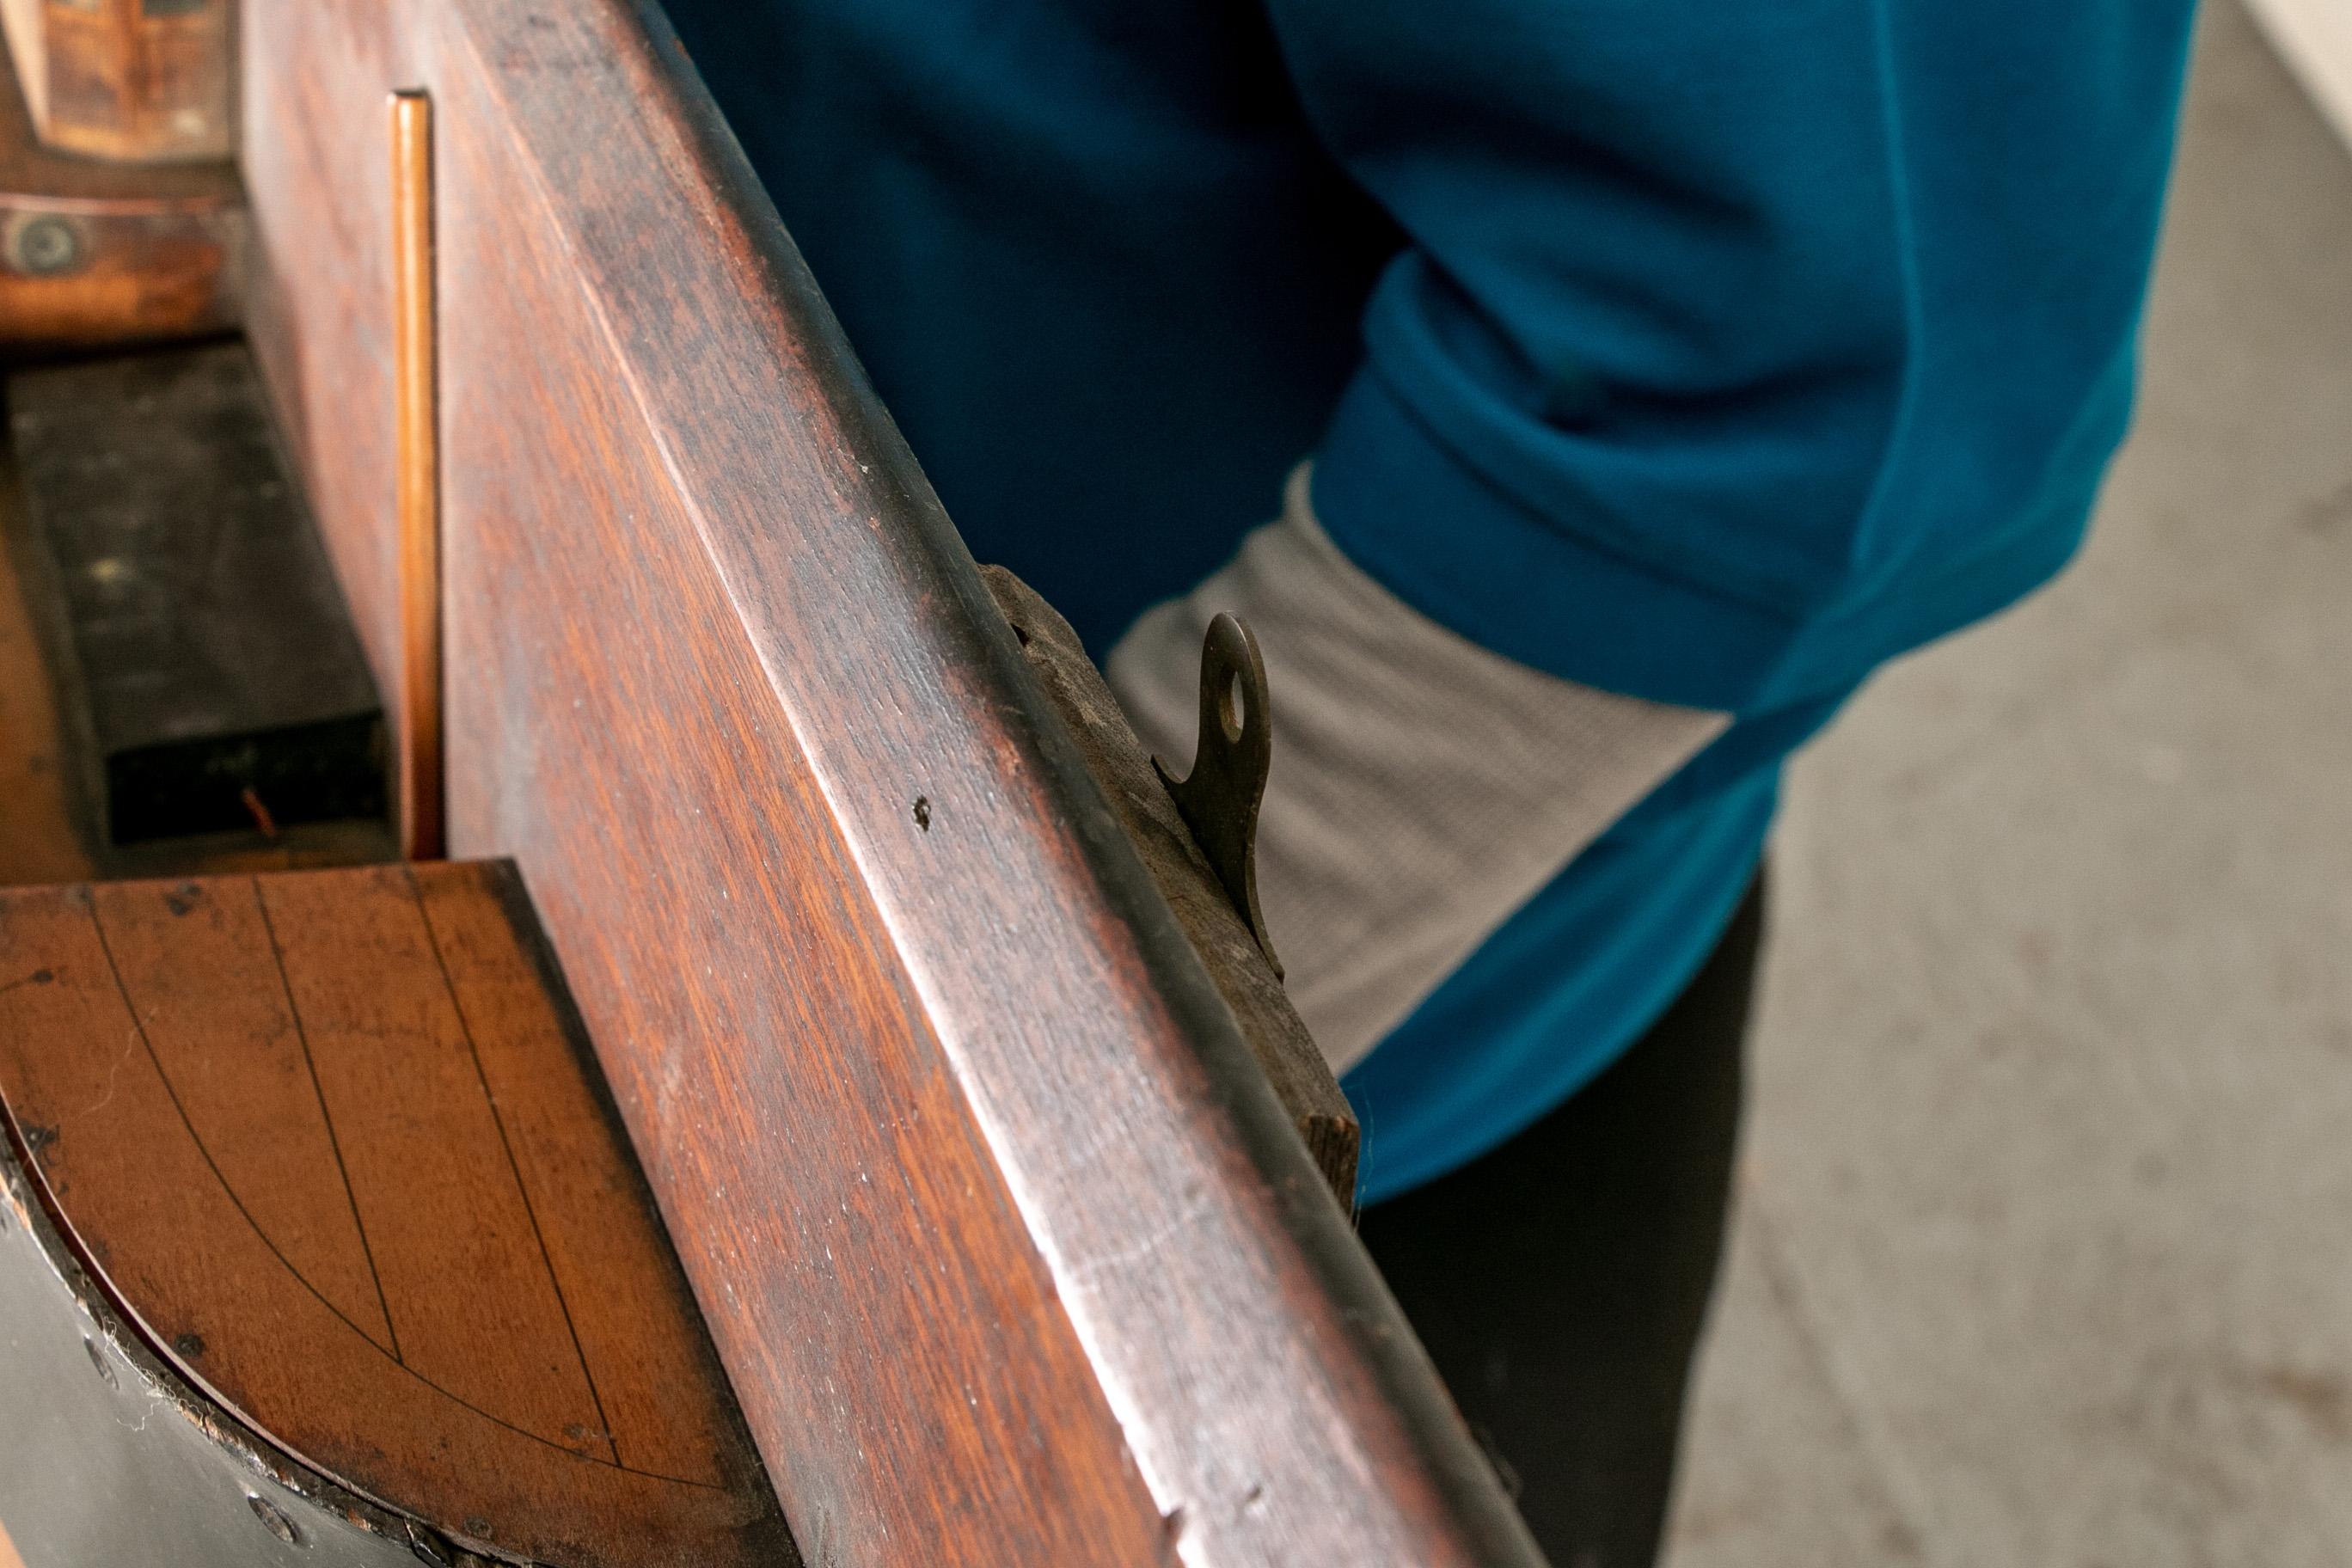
[0,1136,444,1568]
[0,864,787,1568]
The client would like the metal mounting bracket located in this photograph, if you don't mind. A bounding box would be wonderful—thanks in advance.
[1154,613,1282,978]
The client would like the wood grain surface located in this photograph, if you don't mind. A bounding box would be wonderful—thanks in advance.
[0,862,790,1568]
[243,3,1544,1565]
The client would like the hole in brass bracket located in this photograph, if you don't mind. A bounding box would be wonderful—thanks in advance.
[1155,613,1282,978]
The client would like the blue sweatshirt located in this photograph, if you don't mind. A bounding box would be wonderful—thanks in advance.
[663,0,2199,1201]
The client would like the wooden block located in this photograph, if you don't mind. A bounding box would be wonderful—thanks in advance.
[6,341,384,850]
[0,861,791,1568]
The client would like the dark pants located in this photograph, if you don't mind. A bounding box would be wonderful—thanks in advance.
[1359,875,1765,1568]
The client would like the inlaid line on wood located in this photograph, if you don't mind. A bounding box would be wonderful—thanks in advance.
[407,864,622,1469]
[79,894,398,1359]
[251,877,402,1365]
[64,891,725,1490]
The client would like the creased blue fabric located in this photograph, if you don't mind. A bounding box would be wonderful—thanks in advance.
[662,0,2197,1200]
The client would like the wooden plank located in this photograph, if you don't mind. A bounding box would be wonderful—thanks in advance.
[242,4,1542,1566]
[240,5,406,695]
[0,864,789,1568]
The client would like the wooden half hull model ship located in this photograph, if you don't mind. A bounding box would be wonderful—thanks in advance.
[0,4,1546,1565]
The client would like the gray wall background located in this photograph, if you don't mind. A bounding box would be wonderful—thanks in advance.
[1665,5,2352,1564]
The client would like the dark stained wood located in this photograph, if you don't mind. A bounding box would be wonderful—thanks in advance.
[0,465,86,887]
[3,0,235,164]
[390,89,442,861]
[7,342,385,848]
[1,509,395,879]
[0,350,394,883]
[0,18,241,351]
[0,862,792,1568]
[244,3,1544,1565]
[984,566,1359,1203]
[83,820,395,883]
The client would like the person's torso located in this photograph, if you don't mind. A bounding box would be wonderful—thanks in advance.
[658,0,2190,1196]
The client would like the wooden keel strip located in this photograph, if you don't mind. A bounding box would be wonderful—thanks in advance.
[392,89,444,862]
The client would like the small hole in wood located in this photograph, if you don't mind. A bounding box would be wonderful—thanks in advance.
[913,796,932,831]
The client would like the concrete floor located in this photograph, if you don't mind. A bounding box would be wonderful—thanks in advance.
[1662,6,2352,1565]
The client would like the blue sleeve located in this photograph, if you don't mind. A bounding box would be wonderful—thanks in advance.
[1270,0,2200,713]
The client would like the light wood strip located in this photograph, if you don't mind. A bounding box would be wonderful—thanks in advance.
[392,89,443,862]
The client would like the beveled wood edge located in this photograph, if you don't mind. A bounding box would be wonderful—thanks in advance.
[488,5,1542,1560]
[979,564,1359,1205]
